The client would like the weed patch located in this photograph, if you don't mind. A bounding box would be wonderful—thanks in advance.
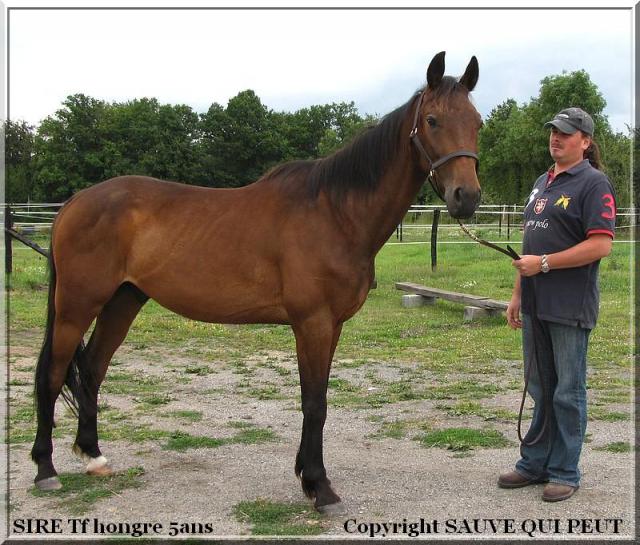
[163,424,278,452]
[98,422,170,443]
[164,432,226,451]
[134,393,173,408]
[588,407,629,422]
[184,364,215,376]
[244,385,287,400]
[437,401,519,422]
[101,371,166,397]
[593,441,632,453]
[29,467,145,515]
[369,419,428,440]
[165,410,203,422]
[234,499,325,536]
[329,378,504,409]
[416,427,511,451]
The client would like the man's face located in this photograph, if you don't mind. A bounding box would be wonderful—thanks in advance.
[549,127,591,166]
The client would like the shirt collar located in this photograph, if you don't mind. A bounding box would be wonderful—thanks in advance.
[556,158,591,176]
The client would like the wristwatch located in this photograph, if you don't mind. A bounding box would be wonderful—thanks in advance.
[540,254,550,273]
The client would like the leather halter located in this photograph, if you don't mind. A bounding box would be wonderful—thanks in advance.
[409,90,479,200]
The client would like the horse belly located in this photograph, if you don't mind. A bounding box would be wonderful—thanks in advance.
[155,291,289,325]
[130,255,289,325]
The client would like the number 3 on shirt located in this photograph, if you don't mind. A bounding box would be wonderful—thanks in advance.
[601,194,616,219]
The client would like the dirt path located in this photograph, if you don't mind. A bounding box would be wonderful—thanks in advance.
[5,331,635,540]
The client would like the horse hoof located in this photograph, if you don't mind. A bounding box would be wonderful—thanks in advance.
[73,446,111,476]
[316,501,347,516]
[85,456,112,476]
[35,476,62,491]
[87,464,113,477]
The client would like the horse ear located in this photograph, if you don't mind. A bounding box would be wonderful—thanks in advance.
[427,51,446,89]
[459,56,479,92]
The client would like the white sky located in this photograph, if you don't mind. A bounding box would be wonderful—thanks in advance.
[5,1,635,133]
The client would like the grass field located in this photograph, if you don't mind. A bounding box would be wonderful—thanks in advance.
[7,228,633,370]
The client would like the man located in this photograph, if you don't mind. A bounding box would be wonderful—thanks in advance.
[499,107,616,502]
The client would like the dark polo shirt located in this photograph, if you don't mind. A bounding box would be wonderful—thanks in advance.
[521,159,616,329]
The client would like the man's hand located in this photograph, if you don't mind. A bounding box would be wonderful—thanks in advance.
[512,255,542,277]
[506,295,522,330]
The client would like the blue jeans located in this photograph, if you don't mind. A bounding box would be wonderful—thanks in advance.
[515,314,590,487]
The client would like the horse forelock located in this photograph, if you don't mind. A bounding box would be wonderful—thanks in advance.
[429,76,466,98]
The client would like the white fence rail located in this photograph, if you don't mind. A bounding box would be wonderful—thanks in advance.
[3,202,637,234]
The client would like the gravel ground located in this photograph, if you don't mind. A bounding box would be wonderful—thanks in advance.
[4,331,635,541]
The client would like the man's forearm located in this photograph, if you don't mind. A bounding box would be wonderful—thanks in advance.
[512,272,521,298]
[513,235,613,277]
[546,234,612,270]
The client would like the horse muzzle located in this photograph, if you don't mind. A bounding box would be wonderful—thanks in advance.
[445,184,481,219]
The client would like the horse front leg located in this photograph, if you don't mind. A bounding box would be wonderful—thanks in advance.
[293,316,345,514]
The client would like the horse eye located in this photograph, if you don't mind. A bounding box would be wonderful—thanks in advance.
[426,115,437,127]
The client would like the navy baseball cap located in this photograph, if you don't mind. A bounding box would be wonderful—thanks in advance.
[544,107,594,136]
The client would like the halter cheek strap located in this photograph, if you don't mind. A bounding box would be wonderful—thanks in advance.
[409,91,479,200]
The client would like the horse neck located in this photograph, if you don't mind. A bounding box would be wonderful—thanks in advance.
[341,139,426,257]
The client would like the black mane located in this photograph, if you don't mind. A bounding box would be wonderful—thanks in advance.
[261,76,465,203]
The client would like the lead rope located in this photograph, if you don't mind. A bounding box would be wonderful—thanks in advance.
[457,220,550,446]
[518,291,552,446]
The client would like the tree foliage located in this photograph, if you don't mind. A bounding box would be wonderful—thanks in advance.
[4,70,631,208]
[5,120,36,202]
[478,69,630,206]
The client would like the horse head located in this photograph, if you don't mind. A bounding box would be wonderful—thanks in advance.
[411,51,482,219]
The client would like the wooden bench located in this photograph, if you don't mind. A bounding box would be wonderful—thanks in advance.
[395,282,508,322]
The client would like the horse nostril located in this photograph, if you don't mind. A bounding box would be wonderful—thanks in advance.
[454,186,464,204]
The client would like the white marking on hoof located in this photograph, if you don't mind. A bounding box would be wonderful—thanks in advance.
[316,502,347,516]
[72,446,111,476]
[35,476,62,491]
[85,455,111,476]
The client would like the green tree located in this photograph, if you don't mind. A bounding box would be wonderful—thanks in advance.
[281,104,334,159]
[33,94,107,200]
[99,98,201,182]
[199,90,289,187]
[318,108,377,157]
[4,120,36,202]
[479,70,630,207]
[477,99,527,204]
[32,95,203,200]
[533,70,607,131]
[597,128,631,209]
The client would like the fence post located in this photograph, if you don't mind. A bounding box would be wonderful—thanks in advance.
[5,204,13,275]
[430,209,440,271]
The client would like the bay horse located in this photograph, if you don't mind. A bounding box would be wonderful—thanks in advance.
[31,51,482,514]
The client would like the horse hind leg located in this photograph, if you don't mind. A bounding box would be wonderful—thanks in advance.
[72,283,148,476]
[31,314,97,490]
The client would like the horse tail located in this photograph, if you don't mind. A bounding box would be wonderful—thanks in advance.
[33,242,91,433]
